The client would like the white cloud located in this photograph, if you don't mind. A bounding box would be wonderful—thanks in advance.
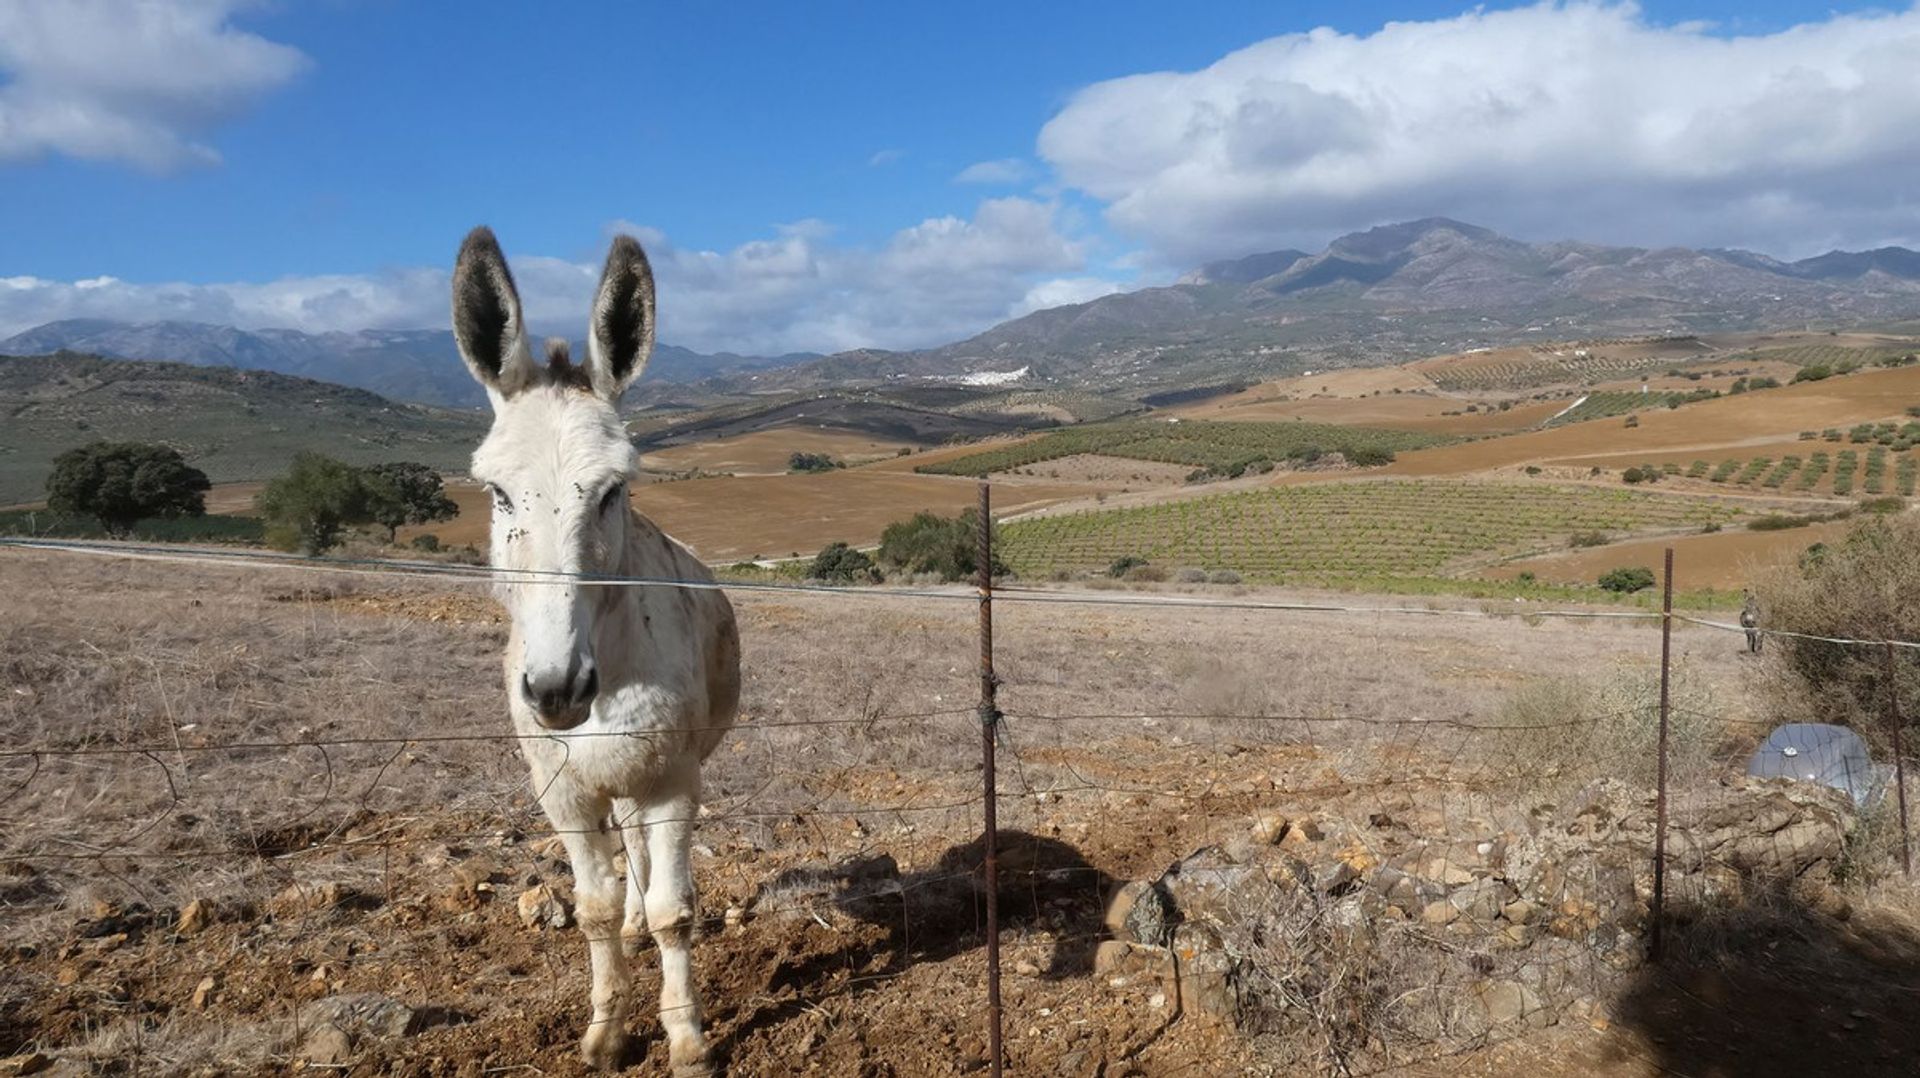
[1037,3,1920,263]
[867,148,907,167]
[0,0,309,170]
[0,199,1099,354]
[955,158,1033,185]
[1009,276,1123,318]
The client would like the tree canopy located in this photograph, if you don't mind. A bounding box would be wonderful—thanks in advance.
[45,441,210,536]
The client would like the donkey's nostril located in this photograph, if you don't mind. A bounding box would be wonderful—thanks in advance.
[575,666,599,706]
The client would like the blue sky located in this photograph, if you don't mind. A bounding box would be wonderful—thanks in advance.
[4,1,1919,353]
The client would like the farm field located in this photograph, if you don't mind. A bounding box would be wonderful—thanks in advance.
[1173,389,1571,435]
[1385,364,1920,478]
[1482,519,1854,590]
[917,419,1449,479]
[997,479,1752,584]
[641,427,916,475]
[405,470,1100,561]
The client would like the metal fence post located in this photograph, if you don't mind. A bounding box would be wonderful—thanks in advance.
[1651,546,1674,961]
[1886,640,1912,877]
[975,481,1004,1076]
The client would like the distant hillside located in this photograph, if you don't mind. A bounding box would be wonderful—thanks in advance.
[0,352,487,504]
[0,321,817,409]
[739,218,1920,399]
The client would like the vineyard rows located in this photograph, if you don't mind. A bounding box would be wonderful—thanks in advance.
[916,420,1448,478]
[1656,446,1915,497]
[1424,352,1679,392]
[998,480,1745,582]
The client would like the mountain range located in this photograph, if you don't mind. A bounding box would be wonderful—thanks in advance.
[0,320,817,410]
[10,218,1920,406]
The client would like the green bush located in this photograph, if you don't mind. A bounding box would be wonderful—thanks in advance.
[808,541,878,583]
[0,508,260,543]
[44,441,210,536]
[1598,566,1656,593]
[876,509,1004,582]
[255,452,379,554]
[1569,530,1610,548]
[788,452,842,474]
[1107,554,1149,578]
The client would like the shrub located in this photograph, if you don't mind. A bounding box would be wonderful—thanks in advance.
[1857,496,1906,516]
[1174,567,1209,584]
[1755,515,1920,734]
[410,533,442,552]
[1624,415,1640,428]
[1107,554,1149,579]
[1792,364,1833,383]
[1208,569,1242,585]
[876,509,1003,582]
[788,451,842,473]
[807,541,878,583]
[1345,446,1395,467]
[1598,566,1656,593]
[1497,668,1720,788]
[1123,563,1168,583]
[1523,465,1543,476]
[44,441,210,536]
[255,452,379,554]
[1569,530,1610,548]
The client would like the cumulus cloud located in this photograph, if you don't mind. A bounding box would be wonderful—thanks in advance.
[0,0,309,170]
[955,158,1033,185]
[1038,3,1920,263]
[0,199,1115,354]
[1008,277,1123,318]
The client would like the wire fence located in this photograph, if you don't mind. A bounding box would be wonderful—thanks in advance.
[3,494,1919,1075]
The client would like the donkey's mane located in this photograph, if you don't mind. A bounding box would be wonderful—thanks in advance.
[541,337,593,390]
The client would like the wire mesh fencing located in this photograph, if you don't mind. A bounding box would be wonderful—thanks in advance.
[3,506,1919,1076]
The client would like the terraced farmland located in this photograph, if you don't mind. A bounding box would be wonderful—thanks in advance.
[1000,480,1747,583]
[916,420,1449,478]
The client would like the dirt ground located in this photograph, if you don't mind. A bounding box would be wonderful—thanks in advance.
[1481,520,1854,590]
[13,544,1896,1076]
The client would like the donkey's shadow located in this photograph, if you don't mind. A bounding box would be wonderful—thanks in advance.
[731,829,1113,1018]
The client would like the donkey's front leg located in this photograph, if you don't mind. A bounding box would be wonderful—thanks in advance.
[614,796,651,957]
[553,808,634,1070]
[642,772,711,1076]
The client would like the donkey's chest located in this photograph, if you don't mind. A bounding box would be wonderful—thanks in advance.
[513,688,698,792]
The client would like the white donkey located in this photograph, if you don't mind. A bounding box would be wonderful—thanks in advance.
[451,226,741,1074]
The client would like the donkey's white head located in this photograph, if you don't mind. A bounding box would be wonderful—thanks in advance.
[451,226,654,730]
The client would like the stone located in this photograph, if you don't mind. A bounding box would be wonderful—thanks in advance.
[176,898,216,935]
[1094,940,1166,981]
[270,880,346,916]
[1448,878,1510,922]
[1251,812,1288,845]
[516,883,572,930]
[300,1024,352,1067]
[191,974,219,1009]
[1394,846,1474,888]
[301,993,419,1040]
[1310,857,1360,895]
[1013,959,1041,977]
[1501,899,1535,925]
[1474,980,1551,1029]
[1418,901,1459,926]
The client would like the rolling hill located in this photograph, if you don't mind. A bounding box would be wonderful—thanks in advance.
[0,351,488,504]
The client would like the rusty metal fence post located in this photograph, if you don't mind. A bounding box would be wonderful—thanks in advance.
[1651,547,1674,961]
[1886,641,1912,877]
[975,481,1005,1076]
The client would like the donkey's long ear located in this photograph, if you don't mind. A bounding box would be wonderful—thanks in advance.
[585,234,656,401]
[451,226,537,401]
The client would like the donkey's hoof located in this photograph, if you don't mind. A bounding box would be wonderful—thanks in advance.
[671,1059,716,1078]
[580,1023,628,1071]
[669,1038,714,1077]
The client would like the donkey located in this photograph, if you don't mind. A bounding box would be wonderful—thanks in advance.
[450,226,741,1075]
[1741,591,1763,654]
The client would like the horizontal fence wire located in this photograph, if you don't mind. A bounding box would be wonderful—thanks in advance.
[6,534,1920,649]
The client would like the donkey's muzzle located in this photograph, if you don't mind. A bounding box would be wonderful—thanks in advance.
[523,663,599,730]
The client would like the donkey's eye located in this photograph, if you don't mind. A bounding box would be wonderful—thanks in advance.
[598,484,626,515]
[488,484,515,514]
